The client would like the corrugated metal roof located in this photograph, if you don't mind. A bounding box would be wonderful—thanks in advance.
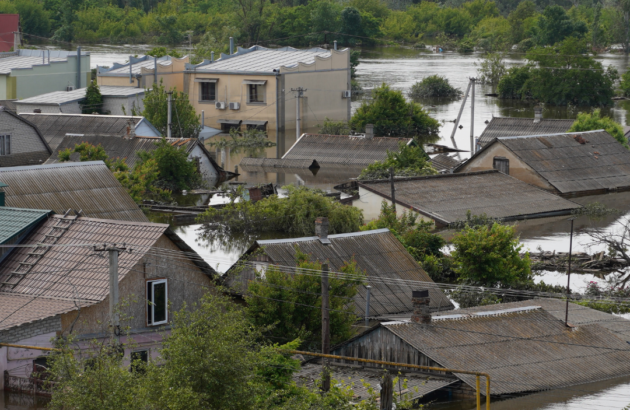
[0,55,66,74]
[499,131,630,194]
[429,154,460,171]
[194,46,331,73]
[295,363,457,401]
[358,170,581,225]
[0,293,93,331]
[229,228,454,314]
[282,134,412,166]
[0,207,51,244]
[239,157,318,169]
[385,308,630,395]
[100,55,173,75]
[0,161,149,222]
[16,86,146,105]
[478,117,575,147]
[20,113,155,151]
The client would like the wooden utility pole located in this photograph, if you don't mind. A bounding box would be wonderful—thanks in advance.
[321,263,330,392]
[380,372,393,410]
[389,167,396,214]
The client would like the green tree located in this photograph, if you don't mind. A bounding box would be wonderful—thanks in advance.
[350,83,440,143]
[137,137,203,191]
[497,65,531,99]
[534,5,587,45]
[568,109,628,148]
[245,249,364,347]
[476,52,507,86]
[357,142,436,180]
[409,75,463,99]
[318,118,352,135]
[451,222,532,287]
[82,80,103,114]
[508,0,537,44]
[142,80,201,139]
[340,6,362,45]
[620,70,630,97]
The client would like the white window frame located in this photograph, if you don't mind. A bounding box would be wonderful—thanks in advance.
[147,279,168,326]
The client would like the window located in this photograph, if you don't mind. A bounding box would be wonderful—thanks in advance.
[248,84,265,103]
[247,124,267,132]
[131,350,149,373]
[147,279,168,326]
[493,156,509,175]
[220,123,241,132]
[200,82,216,102]
[0,135,10,156]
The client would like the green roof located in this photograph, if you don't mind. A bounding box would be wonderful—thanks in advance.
[0,207,51,244]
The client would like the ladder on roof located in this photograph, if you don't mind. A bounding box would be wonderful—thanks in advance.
[0,210,78,290]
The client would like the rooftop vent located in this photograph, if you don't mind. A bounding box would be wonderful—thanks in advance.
[533,106,542,123]
[315,217,331,245]
[411,290,431,324]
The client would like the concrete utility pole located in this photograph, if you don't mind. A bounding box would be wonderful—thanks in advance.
[292,87,307,139]
[13,31,19,51]
[450,79,473,157]
[167,91,173,139]
[365,285,371,328]
[389,167,396,214]
[565,219,575,326]
[94,244,127,343]
[470,77,476,154]
[321,263,331,392]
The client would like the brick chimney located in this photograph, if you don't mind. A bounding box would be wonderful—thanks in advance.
[315,217,331,245]
[533,107,543,124]
[411,290,431,324]
[365,124,374,140]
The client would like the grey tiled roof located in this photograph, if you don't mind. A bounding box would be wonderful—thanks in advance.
[195,46,331,73]
[100,55,173,75]
[358,170,581,225]
[0,56,66,75]
[478,117,575,147]
[0,293,93,331]
[0,207,51,244]
[16,87,146,105]
[429,154,460,171]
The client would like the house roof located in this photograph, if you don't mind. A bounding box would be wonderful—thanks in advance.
[0,15,19,53]
[478,117,575,147]
[282,134,413,166]
[429,153,460,172]
[463,130,630,195]
[0,215,217,330]
[0,161,148,222]
[193,46,332,73]
[98,55,175,75]
[15,86,146,106]
[0,106,53,154]
[0,207,51,244]
[0,293,89,331]
[227,228,453,314]
[0,49,88,75]
[358,170,581,225]
[295,363,457,401]
[383,306,630,395]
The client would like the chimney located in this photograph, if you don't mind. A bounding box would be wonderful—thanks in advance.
[365,124,374,140]
[315,217,331,245]
[229,37,234,55]
[411,290,431,324]
[533,107,542,124]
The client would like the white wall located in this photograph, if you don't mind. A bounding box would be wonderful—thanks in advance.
[352,186,433,224]
[188,144,218,184]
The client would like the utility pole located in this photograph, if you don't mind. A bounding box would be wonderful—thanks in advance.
[365,285,371,328]
[167,91,173,139]
[94,244,127,343]
[565,219,575,326]
[13,31,20,51]
[380,372,393,410]
[292,87,307,139]
[470,77,476,154]
[389,167,396,214]
[321,263,330,392]
[450,79,473,158]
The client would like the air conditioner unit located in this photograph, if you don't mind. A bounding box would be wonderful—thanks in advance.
[229,102,240,110]
[341,90,351,98]
[215,101,226,110]
[66,86,75,91]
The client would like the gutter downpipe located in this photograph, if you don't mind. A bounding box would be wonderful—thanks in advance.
[76,46,81,89]
[286,350,490,410]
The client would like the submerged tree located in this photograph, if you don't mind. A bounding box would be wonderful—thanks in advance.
[357,142,436,180]
[409,75,463,99]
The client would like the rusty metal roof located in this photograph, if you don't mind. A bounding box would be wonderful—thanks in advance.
[0,293,93,331]
[478,117,575,147]
[294,363,457,401]
[229,228,453,315]
[282,134,413,166]
[384,307,630,395]
[358,170,581,225]
[0,161,149,222]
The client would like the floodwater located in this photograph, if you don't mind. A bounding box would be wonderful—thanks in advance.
[0,391,48,409]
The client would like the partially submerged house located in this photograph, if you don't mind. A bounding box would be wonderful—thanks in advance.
[477,110,574,149]
[330,295,630,399]
[14,86,147,116]
[352,170,581,225]
[20,113,160,151]
[0,161,148,222]
[0,106,52,167]
[456,130,630,197]
[225,219,454,315]
[0,214,217,389]
[45,134,227,183]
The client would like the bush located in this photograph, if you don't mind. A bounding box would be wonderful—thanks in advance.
[457,38,475,53]
[621,70,630,97]
[476,52,507,85]
[318,118,352,135]
[409,75,463,99]
[497,66,531,99]
[137,137,203,192]
[568,109,627,148]
[358,142,436,180]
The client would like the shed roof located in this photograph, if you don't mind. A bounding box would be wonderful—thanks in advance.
[384,306,630,395]
[282,134,412,166]
[466,130,630,195]
[227,228,453,314]
[16,86,146,106]
[478,117,575,147]
[358,170,581,225]
[194,46,331,73]
[0,161,148,222]
[20,113,159,151]
[0,207,51,244]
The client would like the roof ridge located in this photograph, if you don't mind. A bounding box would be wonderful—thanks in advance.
[501,130,605,139]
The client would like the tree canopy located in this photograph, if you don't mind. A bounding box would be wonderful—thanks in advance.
[142,80,201,139]
[409,75,463,99]
[568,109,628,148]
[357,142,436,180]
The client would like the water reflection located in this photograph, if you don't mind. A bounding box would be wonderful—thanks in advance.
[0,391,48,410]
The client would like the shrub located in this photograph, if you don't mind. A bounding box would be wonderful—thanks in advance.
[409,75,463,99]
[568,109,627,148]
[358,142,436,180]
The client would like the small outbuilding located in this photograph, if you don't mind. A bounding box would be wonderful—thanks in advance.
[0,106,52,167]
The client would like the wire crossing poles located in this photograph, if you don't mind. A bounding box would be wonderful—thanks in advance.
[292,87,307,139]
[321,263,331,392]
[94,243,127,343]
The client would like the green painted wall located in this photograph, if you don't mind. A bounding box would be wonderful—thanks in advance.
[10,55,91,100]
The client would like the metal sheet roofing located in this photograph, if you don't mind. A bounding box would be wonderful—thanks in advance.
[358,170,581,225]
[0,207,51,244]
[0,293,92,331]
[295,363,457,401]
[0,161,149,222]
[194,46,331,73]
[499,131,630,194]
[20,113,156,151]
[282,134,412,166]
[385,308,630,395]
[100,55,173,75]
[0,55,66,75]
[16,86,146,105]
[478,117,575,147]
[429,154,460,171]
[228,228,453,314]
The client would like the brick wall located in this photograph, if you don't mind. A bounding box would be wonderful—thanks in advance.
[0,315,61,344]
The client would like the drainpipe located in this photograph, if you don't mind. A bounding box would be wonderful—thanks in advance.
[201,110,205,127]
[229,37,234,55]
[211,51,214,62]
[76,46,81,89]
[334,40,337,51]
